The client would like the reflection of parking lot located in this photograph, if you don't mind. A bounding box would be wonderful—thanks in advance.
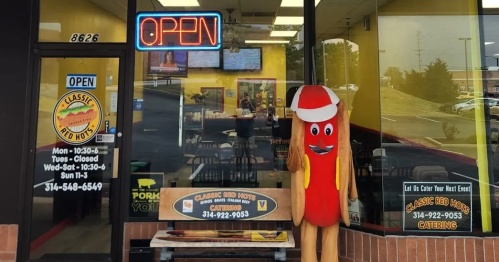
[382,115,497,138]
[381,115,499,158]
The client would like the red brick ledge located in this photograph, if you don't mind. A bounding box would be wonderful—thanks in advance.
[124,222,499,262]
[339,228,499,262]
[0,224,18,262]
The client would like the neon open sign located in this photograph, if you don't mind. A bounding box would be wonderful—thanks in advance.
[136,12,222,51]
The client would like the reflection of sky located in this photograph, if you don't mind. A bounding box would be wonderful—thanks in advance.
[377,15,499,74]
[323,39,359,52]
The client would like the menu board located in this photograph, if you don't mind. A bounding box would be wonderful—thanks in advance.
[172,189,278,220]
[129,173,164,218]
[188,51,220,68]
[223,48,262,71]
[403,182,472,232]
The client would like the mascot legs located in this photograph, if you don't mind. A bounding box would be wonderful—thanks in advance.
[320,222,340,262]
[301,218,318,262]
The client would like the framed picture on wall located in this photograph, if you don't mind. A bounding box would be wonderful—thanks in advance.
[237,78,276,118]
[200,87,224,113]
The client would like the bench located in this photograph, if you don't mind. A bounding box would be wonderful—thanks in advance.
[151,185,294,261]
[189,156,260,188]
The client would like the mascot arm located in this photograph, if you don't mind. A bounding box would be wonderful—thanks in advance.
[290,155,307,226]
[348,151,358,200]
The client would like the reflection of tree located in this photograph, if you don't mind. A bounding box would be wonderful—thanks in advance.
[384,67,404,90]
[424,59,458,103]
[315,41,359,88]
[400,58,458,103]
[272,25,304,81]
[402,69,425,96]
[223,24,251,53]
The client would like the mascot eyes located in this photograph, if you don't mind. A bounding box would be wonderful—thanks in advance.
[324,123,333,136]
[310,123,320,136]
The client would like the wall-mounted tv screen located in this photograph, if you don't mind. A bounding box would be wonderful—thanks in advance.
[223,48,262,71]
[147,50,188,77]
[188,51,221,68]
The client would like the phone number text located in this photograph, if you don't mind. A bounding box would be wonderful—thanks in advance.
[412,211,463,220]
[202,211,249,219]
[44,182,103,192]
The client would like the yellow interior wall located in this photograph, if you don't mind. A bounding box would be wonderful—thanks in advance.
[134,45,287,116]
[333,12,380,132]
[378,0,471,15]
[183,45,286,115]
[39,0,126,42]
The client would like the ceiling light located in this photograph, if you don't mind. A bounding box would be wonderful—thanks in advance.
[483,0,499,8]
[270,31,298,37]
[274,16,304,25]
[280,0,321,7]
[485,42,495,45]
[158,0,199,7]
[246,40,290,44]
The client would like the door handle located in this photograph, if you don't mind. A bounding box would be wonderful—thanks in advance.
[113,148,119,178]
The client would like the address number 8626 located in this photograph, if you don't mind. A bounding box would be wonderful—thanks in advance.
[70,33,100,43]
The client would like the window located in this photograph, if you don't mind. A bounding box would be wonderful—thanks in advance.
[39,0,127,42]
[378,0,496,234]
[130,0,304,218]
[315,0,499,234]
[200,87,224,113]
[315,0,380,229]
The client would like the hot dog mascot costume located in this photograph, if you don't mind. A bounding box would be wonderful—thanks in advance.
[287,85,358,262]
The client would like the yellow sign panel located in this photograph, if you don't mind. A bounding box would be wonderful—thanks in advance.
[250,231,288,242]
[53,91,102,145]
[257,200,267,211]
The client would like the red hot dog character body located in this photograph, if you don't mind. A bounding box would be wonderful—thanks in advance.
[303,116,340,227]
[287,85,358,262]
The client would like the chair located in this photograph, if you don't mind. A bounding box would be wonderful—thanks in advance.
[411,166,448,181]
[195,141,219,157]
[228,157,259,188]
[190,156,222,187]
[355,150,373,167]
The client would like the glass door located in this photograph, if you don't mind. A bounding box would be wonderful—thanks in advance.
[28,55,124,261]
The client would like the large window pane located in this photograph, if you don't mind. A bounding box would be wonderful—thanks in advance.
[378,0,497,234]
[130,0,304,218]
[39,0,127,42]
[315,0,382,230]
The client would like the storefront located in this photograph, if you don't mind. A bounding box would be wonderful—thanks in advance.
[2,0,499,261]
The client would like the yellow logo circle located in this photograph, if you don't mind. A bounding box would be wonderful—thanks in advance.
[53,91,102,145]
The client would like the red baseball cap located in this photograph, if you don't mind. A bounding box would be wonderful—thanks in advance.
[290,85,340,122]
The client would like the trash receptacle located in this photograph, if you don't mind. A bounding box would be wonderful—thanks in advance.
[129,239,153,262]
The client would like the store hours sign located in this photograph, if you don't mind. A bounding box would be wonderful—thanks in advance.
[44,90,106,192]
[403,182,472,232]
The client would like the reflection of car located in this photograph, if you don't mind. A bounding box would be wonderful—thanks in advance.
[338,84,359,91]
[457,98,499,118]
[439,99,468,113]
[452,98,499,114]
[456,91,483,99]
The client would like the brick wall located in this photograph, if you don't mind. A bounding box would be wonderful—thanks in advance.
[0,225,18,262]
[124,223,499,262]
[338,228,499,262]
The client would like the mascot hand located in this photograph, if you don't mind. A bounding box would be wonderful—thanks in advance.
[291,169,305,226]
